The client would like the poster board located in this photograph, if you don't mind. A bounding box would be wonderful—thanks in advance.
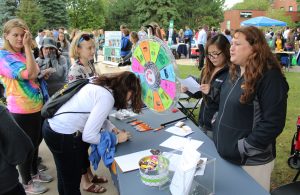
[103,31,122,66]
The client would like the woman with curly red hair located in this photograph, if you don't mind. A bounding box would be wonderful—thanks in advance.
[213,26,289,191]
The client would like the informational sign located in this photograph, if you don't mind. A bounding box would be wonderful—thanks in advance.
[240,12,252,18]
[103,31,122,66]
[168,19,174,47]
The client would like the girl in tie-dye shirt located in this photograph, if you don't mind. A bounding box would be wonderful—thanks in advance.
[0,19,52,194]
[0,50,43,113]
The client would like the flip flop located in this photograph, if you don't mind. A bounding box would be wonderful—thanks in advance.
[91,175,108,184]
[85,184,106,193]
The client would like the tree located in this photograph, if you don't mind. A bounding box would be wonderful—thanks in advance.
[0,0,18,25]
[232,0,269,11]
[175,0,224,29]
[17,0,45,36]
[266,8,296,28]
[38,0,68,29]
[135,0,180,29]
[67,0,105,30]
[104,0,137,30]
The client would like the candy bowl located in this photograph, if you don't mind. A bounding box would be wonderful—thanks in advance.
[139,155,169,187]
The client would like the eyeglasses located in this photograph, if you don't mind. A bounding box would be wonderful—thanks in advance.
[44,47,55,50]
[207,51,222,59]
[77,34,94,46]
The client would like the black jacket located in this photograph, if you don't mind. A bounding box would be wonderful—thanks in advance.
[187,66,229,130]
[213,68,289,165]
[0,104,34,194]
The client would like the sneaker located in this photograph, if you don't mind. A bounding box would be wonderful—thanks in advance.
[24,180,48,194]
[32,171,53,183]
[38,163,47,172]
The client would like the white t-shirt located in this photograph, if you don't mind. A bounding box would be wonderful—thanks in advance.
[48,84,115,144]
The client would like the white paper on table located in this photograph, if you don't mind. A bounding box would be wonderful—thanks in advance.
[195,158,208,176]
[114,149,151,172]
[109,109,138,120]
[162,152,181,172]
[178,77,201,94]
[170,142,201,195]
[159,135,203,151]
[165,126,193,137]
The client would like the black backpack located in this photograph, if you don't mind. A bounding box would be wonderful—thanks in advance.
[41,79,90,118]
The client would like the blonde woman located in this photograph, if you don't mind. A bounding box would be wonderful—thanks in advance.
[68,32,107,193]
[0,18,52,194]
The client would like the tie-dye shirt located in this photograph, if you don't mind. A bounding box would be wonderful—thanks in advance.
[0,50,43,114]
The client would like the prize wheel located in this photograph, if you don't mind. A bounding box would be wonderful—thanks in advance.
[131,36,179,113]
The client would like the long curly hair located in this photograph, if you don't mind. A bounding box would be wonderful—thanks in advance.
[230,26,282,103]
[91,71,143,113]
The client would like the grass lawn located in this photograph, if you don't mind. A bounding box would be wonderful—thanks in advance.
[177,65,300,188]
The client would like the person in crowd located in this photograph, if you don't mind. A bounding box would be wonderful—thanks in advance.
[35,29,45,49]
[197,25,208,70]
[44,30,54,39]
[36,37,67,96]
[98,29,105,54]
[182,34,230,138]
[171,28,179,45]
[138,26,147,40]
[31,39,40,59]
[93,30,100,63]
[68,32,107,193]
[177,29,185,43]
[0,18,52,194]
[43,71,143,195]
[213,26,289,191]
[52,28,59,41]
[184,25,193,57]
[57,32,71,76]
[118,31,139,66]
[68,33,98,83]
[70,28,80,43]
[120,25,132,65]
[275,32,284,51]
[145,22,163,40]
[285,29,295,51]
[223,29,232,43]
[0,103,34,195]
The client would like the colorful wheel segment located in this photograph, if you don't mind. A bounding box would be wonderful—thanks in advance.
[131,37,178,113]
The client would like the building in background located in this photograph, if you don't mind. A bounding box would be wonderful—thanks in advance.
[220,0,300,30]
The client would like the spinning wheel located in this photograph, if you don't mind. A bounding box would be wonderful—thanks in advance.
[131,37,179,113]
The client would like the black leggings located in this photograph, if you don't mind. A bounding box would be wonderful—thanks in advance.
[2,183,26,195]
[11,112,42,184]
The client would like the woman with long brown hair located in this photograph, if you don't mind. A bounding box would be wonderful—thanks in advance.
[213,26,289,191]
[42,71,143,195]
[182,34,230,138]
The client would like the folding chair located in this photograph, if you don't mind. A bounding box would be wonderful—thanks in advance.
[177,94,202,125]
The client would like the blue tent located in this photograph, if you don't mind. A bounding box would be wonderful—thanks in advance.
[241,16,287,27]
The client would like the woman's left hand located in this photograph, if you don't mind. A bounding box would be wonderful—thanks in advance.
[200,84,210,95]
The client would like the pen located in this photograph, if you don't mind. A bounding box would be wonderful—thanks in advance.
[153,116,188,132]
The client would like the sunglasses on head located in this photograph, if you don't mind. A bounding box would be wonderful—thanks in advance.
[77,34,94,46]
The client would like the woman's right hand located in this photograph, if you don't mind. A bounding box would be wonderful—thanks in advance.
[181,85,188,93]
[23,30,32,47]
[117,130,132,143]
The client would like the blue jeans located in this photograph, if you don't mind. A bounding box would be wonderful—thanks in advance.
[42,120,84,195]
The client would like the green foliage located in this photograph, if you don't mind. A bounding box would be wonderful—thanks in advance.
[104,0,224,31]
[135,0,180,29]
[176,0,224,29]
[266,8,296,28]
[38,0,68,29]
[0,0,18,25]
[16,0,45,36]
[67,0,105,30]
[232,0,269,11]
